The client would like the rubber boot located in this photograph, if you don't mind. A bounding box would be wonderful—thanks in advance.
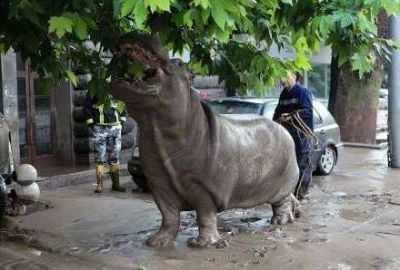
[95,164,104,193]
[110,164,125,192]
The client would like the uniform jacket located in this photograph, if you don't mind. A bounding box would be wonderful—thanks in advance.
[272,83,313,131]
[83,92,127,126]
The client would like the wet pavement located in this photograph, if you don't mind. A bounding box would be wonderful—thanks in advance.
[1,146,400,269]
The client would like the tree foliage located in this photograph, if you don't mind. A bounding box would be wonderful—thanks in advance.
[0,0,399,96]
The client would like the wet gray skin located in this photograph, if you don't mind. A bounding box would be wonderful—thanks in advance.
[108,32,299,248]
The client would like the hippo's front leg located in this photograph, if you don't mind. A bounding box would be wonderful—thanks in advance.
[186,184,221,247]
[187,207,220,247]
[146,190,181,248]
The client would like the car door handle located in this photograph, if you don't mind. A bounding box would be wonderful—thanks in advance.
[320,129,326,135]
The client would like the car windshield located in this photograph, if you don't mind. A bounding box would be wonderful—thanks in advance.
[208,101,262,114]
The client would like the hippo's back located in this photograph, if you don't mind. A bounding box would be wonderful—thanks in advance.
[204,113,299,211]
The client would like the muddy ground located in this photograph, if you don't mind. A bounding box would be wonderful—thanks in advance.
[1,147,400,270]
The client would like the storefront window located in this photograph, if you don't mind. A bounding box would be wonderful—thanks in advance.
[307,64,330,99]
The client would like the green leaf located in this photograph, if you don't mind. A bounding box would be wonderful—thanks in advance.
[156,0,171,12]
[350,53,374,78]
[66,69,78,87]
[82,17,98,30]
[194,0,211,9]
[144,0,158,13]
[201,8,211,23]
[126,62,145,80]
[134,0,148,28]
[216,29,230,43]
[30,0,45,14]
[210,0,228,30]
[48,16,74,39]
[319,16,331,39]
[338,52,349,66]
[383,0,400,16]
[220,0,239,14]
[340,13,354,28]
[183,10,193,27]
[121,0,135,17]
[73,15,88,40]
[21,8,42,27]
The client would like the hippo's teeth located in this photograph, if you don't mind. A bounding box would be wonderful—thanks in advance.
[155,67,165,80]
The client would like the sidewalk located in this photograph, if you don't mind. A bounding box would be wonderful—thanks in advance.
[36,164,129,190]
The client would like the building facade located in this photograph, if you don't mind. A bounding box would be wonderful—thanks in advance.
[0,51,135,175]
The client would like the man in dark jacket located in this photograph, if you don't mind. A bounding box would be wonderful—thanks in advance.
[273,71,314,199]
[84,92,127,193]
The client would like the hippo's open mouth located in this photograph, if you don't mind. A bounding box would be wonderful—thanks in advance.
[142,66,165,83]
[119,41,167,86]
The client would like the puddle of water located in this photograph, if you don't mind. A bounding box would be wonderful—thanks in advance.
[340,209,370,222]
[328,262,353,270]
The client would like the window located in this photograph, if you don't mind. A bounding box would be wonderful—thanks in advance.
[307,64,330,99]
[209,101,262,115]
[313,108,322,126]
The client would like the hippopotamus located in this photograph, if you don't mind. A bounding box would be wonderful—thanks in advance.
[108,32,299,248]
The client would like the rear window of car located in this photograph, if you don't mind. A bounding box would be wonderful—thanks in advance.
[209,101,262,115]
[313,108,322,126]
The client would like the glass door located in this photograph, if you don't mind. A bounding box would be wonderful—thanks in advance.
[17,55,56,165]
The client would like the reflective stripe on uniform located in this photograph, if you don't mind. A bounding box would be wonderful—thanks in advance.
[114,109,119,123]
[98,104,105,125]
[279,98,299,106]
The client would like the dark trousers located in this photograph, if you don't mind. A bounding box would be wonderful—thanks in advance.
[291,131,314,197]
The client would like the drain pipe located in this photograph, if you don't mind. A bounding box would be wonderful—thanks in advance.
[389,15,400,168]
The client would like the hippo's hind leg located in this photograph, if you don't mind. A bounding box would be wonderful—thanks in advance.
[271,194,295,225]
[186,184,220,247]
[146,189,182,248]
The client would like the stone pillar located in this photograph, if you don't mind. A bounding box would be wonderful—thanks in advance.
[0,51,20,165]
[54,80,74,164]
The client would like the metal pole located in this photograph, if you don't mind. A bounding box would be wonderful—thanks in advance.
[303,70,308,88]
[389,15,400,168]
[324,65,328,99]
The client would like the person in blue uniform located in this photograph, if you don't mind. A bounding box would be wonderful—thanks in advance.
[273,71,314,199]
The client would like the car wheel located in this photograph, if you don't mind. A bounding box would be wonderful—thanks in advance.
[128,158,150,192]
[316,145,337,175]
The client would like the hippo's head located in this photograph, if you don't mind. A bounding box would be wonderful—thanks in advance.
[109,32,194,123]
[119,33,168,89]
[114,32,189,95]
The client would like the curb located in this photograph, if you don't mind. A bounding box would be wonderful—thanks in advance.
[36,164,130,191]
[343,142,388,150]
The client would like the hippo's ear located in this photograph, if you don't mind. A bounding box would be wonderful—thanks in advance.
[163,58,186,75]
[170,58,184,67]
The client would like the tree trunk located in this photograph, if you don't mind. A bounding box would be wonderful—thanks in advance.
[330,11,387,144]
[328,56,339,114]
[332,62,383,144]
